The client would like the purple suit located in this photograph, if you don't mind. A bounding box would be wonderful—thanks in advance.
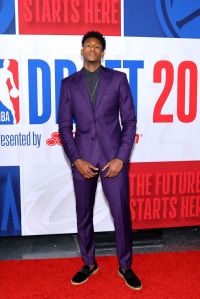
[58,66,137,270]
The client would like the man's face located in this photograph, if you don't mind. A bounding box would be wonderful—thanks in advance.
[81,37,104,63]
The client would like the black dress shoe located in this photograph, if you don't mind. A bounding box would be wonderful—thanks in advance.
[118,268,142,290]
[71,262,98,285]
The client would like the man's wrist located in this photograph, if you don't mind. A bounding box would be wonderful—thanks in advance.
[72,158,81,167]
[115,158,125,164]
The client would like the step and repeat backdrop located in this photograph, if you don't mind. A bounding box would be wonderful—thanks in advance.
[0,0,200,236]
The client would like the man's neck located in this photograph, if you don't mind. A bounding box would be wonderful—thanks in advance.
[83,62,101,72]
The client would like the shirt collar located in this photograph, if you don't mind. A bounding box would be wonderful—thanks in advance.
[83,65,102,77]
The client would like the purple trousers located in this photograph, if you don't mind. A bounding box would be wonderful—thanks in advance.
[72,140,133,270]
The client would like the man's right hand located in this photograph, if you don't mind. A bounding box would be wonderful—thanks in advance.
[74,159,99,179]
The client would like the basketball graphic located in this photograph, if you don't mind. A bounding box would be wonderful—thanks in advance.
[155,0,200,38]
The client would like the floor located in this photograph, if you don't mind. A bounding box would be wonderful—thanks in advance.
[0,226,200,260]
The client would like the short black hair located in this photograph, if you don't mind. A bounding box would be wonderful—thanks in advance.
[82,31,106,50]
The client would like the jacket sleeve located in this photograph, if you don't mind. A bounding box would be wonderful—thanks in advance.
[116,73,137,162]
[58,79,81,164]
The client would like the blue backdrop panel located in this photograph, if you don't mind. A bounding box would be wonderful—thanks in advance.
[0,166,21,236]
[124,0,200,38]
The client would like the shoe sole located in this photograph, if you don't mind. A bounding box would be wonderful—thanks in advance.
[71,268,99,285]
[118,271,142,291]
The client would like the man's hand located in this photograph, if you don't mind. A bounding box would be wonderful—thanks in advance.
[74,159,99,179]
[102,159,124,178]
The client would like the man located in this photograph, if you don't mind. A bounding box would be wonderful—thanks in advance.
[58,31,142,290]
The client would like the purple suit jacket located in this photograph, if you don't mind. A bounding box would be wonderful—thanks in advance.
[58,66,137,165]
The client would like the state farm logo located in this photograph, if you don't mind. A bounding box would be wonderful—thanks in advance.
[135,133,141,144]
[46,131,140,146]
[0,59,20,125]
[18,0,121,35]
[46,132,62,146]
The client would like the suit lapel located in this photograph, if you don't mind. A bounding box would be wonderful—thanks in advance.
[75,67,111,113]
[75,69,93,112]
[95,67,111,109]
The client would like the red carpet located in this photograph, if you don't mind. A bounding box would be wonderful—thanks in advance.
[0,251,199,299]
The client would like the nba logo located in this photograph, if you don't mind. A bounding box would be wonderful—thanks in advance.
[0,59,20,124]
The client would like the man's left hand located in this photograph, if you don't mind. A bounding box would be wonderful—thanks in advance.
[102,159,124,178]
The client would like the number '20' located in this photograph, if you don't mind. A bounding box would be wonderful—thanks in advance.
[153,60,198,123]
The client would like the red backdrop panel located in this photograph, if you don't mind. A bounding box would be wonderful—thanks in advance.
[129,161,200,229]
[18,0,121,35]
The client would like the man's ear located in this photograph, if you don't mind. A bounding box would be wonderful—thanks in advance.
[101,51,105,59]
[81,48,83,56]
